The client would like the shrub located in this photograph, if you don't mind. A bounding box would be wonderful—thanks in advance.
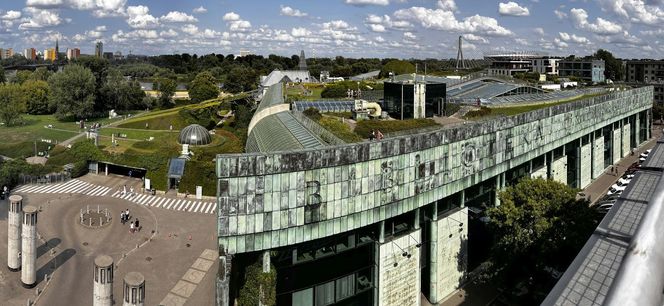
[464,107,492,119]
[238,260,277,306]
[321,84,346,98]
[302,107,322,121]
[354,119,438,138]
[319,117,362,143]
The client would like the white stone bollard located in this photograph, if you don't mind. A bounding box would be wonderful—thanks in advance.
[21,206,38,288]
[8,195,23,272]
[123,272,145,306]
[93,255,114,306]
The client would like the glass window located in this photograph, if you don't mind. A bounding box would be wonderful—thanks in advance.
[356,268,373,292]
[292,288,313,306]
[335,274,356,301]
[315,281,335,306]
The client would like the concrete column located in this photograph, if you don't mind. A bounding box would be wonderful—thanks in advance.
[123,272,145,306]
[414,208,420,230]
[93,255,114,306]
[21,205,38,288]
[459,190,465,208]
[259,251,270,306]
[428,202,439,303]
[7,195,23,272]
[378,221,385,244]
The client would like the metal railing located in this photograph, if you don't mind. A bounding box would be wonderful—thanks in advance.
[18,172,71,185]
[290,111,346,146]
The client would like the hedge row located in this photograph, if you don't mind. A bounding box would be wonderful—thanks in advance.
[354,118,438,138]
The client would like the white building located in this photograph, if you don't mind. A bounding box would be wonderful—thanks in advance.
[532,57,561,75]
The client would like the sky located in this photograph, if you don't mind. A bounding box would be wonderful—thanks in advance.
[0,0,663,59]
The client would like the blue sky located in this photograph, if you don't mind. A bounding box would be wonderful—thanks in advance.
[0,0,662,59]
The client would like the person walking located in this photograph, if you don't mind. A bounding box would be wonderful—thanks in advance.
[125,209,130,221]
[120,211,125,224]
[135,219,140,232]
[130,186,134,196]
[130,221,135,234]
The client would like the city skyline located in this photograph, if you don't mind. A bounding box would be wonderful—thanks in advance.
[0,0,662,59]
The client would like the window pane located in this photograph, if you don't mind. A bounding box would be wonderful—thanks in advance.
[292,288,313,306]
[315,281,335,306]
[335,274,356,301]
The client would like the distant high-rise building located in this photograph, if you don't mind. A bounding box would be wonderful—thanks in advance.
[55,39,59,60]
[238,50,252,57]
[299,50,307,71]
[43,48,56,61]
[95,41,103,58]
[103,52,113,60]
[66,48,80,60]
[23,48,37,60]
[0,48,13,60]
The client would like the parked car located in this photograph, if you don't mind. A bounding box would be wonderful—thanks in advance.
[622,173,635,180]
[607,186,626,196]
[611,179,630,190]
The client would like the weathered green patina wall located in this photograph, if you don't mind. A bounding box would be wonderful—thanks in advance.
[216,87,653,254]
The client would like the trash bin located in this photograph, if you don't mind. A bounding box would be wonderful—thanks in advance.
[151,189,156,196]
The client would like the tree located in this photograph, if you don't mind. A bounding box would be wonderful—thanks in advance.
[47,64,96,120]
[157,78,176,108]
[189,71,220,103]
[380,60,415,78]
[13,71,33,85]
[223,65,257,93]
[30,67,53,82]
[594,49,624,81]
[237,260,276,306]
[484,178,598,287]
[22,80,51,114]
[321,84,347,98]
[0,66,5,83]
[0,83,26,126]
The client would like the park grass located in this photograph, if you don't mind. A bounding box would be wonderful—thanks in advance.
[116,97,232,130]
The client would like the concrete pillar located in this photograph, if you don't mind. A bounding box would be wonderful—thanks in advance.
[21,205,38,288]
[93,255,114,306]
[123,272,145,306]
[259,251,271,306]
[8,195,23,272]
[414,208,420,229]
[428,202,439,303]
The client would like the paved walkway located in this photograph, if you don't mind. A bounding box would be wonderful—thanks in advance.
[13,178,216,215]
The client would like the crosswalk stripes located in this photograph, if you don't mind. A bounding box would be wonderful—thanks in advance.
[15,180,216,215]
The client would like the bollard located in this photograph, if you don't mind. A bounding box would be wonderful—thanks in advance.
[100,217,103,226]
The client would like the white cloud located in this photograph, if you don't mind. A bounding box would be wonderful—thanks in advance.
[25,0,65,8]
[464,33,489,44]
[569,8,622,35]
[68,0,127,17]
[375,36,385,42]
[558,32,590,44]
[394,7,513,36]
[403,31,416,40]
[112,29,159,43]
[437,0,457,11]
[498,2,530,16]
[160,11,198,23]
[222,12,240,21]
[95,25,106,31]
[19,8,63,30]
[160,29,178,38]
[364,14,412,32]
[598,0,664,25]
[126,5,159,29]
[554,9,567,19]
[534,27,544,35]
[322,20,351,30]
[280,5,308,17]
[553,38,568,48]
[291,27,311,37]
[514,38,528,45]
[2,11,22,20]
[345,0,389,6]
[193,6,207,14]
